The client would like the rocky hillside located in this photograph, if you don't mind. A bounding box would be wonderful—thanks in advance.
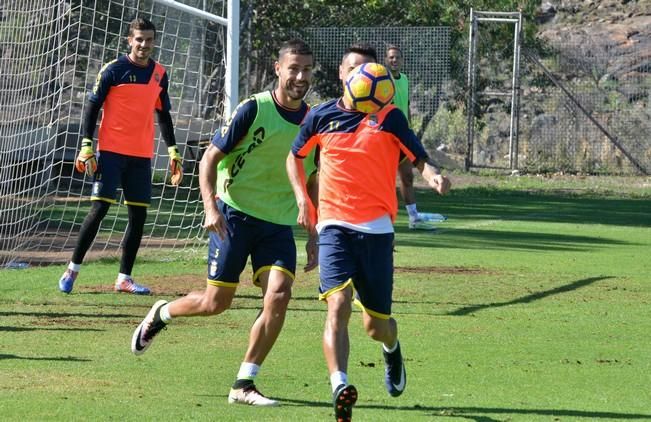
[537,0,651,98]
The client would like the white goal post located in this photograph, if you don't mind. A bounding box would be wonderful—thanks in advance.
[0,0,239,268]
[155,0,239,117]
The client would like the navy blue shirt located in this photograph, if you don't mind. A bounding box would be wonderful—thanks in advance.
[292,98,428,163]
[88,55,172,112]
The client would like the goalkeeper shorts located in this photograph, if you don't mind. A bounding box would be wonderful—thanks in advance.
[91,151,152,207]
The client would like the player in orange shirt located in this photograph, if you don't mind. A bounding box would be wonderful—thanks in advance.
[286,43,451,421]
[58,17,182,295]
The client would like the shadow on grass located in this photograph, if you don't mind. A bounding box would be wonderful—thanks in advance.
[0,311,134,318]
[395,227,635,252]
[0,325,103,332]
[412,186,651,228]
[0,354,91,362]
[275,396,651,420]
[446,276,612,316]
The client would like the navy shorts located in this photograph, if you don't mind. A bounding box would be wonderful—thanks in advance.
[207,200,297,288]
[91,151,152,207]
[318,225,394,319]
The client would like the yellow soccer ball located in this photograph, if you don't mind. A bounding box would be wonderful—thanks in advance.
[344,63,395,114]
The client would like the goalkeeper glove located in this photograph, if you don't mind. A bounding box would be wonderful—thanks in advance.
[75,138,97,177]
[168,145,183,186]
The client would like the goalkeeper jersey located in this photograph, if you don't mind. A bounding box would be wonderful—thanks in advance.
[214,91,316,226]
[88,55,171,158]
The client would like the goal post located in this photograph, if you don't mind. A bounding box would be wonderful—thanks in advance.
[154,0,239,117]
[0,0,239,268]
[466,9,522,171]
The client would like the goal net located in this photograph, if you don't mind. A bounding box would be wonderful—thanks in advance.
[0,0,234,267]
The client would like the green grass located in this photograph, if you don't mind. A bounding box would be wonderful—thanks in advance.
[1,175,650,421]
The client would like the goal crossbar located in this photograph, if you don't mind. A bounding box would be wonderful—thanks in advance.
[155,0,239,118]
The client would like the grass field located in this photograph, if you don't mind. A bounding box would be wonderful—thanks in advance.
[1,175,650,421]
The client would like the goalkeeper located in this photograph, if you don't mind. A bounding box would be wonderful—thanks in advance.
[58,17,183,295]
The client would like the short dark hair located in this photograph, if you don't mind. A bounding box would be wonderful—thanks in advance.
[128,17,156,37]
[279,38,313,59]
[342,42,377,63]
[385,44,402,57]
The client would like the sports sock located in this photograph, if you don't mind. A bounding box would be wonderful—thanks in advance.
[405,203,418,219]
[159,304,172,323]
[232,379,254,390]
[330,371,348,392]
[383,340,399,354]
[236,362,260,381]
[68,262,81,272]
[117,273,130,282]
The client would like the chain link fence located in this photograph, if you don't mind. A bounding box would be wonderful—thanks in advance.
[518,43,650,175]
[464,16,650,175]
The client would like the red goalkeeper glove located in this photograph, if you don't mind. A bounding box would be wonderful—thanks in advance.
[75,138,97,177]
[168,146,183,186]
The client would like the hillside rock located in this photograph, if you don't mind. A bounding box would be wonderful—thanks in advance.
[537,0,651,86]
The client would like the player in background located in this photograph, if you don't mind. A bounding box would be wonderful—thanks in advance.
[286,43,451,421]
[58,17,183,295]
[131,39,318,407]
[385,45,446,230]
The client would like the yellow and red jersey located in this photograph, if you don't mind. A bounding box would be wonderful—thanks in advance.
[291,98,429,224]
[88,55,171,158]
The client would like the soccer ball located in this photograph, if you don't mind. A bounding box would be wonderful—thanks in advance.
[344,63,395,114]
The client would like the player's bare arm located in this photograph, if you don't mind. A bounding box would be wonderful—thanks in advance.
[199,144,228,239]
[303,171,319,272]
[286,152,316,233]
[415,159,451,195]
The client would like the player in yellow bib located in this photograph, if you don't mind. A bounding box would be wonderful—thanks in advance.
[132,39,317,407]
[386,45,446,230]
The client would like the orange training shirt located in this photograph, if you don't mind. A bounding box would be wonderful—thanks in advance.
[89,55,171,158]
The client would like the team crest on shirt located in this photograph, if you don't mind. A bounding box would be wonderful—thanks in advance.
[367,114,379,127]
[154,72,160,82]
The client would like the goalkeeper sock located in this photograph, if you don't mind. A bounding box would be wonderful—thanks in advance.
[330,371,348,392]
[159,303,172,323]
[68,262,81,272]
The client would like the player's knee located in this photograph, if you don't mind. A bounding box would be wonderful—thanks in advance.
[364,318,391,342]
[327,296,352,325]
[200,294,232,315]
[266,286,292,309]
[88,201,110,222]
[127,205,147,227]
[399,169,414,186]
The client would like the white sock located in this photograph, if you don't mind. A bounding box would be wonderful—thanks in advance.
[330,371,348,392]
[405,204,418,219]
[160,304,172,323]
[117,273,130,282]
[236,362,260,381]
[68,262,81,272]
[383,340,399,353]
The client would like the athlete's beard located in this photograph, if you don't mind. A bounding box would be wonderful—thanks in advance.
[137,49,151,59]
[286,81,308,101]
